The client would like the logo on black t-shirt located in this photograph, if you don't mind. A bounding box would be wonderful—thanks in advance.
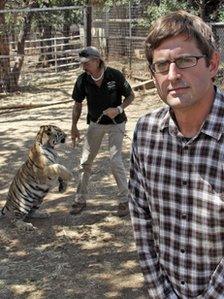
[107,81,116,90]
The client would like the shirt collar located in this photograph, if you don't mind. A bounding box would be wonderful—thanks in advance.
[86,67,108,83]
[159,87,224,140]
[201,87,224,140]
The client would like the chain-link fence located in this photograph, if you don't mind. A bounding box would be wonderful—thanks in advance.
[92,5,224,66]
[92,3,149,76]
[0,4,224,94]
[0,6,85,93]
[211,23,224,62]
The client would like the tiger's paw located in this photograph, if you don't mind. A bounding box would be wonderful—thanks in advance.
[28,211,50,219]
[64,171,73,181]
[60,170,74,182]
[13,220,37,231]
[58,180,68,192]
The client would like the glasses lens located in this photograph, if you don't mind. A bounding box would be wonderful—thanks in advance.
[153,61,170,73]
[176,57,197,69]
[152,56,202,73]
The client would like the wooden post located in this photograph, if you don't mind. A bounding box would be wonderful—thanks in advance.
[54,37,58,73]
[84,4,92,46]
[128,0,132,70]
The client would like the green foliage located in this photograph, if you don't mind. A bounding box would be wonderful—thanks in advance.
[36,0,85,6]
[218,8,224,22]
[106,0,130,5]
[138,0,193,28]
[91,0,131,7]
[2,0,85,45]
[34,0,85,26]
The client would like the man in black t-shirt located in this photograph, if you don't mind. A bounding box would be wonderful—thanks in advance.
[70,46,134,217]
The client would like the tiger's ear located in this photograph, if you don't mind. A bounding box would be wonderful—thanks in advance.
[36,126,51,144]
[41,125,52,135]
[46,126,52,136]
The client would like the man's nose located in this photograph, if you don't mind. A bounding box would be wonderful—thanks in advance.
[167,62,181,81]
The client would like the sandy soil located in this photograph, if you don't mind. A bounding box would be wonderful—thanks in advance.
[0,68,164,299]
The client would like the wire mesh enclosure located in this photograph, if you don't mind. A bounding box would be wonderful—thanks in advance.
[0,4,224,94]
[92,4,148,63]
[0,6,85,93]
[211,23,224,62]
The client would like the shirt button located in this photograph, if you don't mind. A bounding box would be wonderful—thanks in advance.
[180,249,185,253]
[181,214,187,219]
[182,180,188,186]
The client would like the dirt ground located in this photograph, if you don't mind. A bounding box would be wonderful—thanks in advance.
[0,68,164,299]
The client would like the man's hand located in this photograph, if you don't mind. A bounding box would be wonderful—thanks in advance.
[71,126,80,147]
[103,107,120,119]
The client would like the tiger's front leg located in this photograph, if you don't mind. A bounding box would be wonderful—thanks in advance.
[26,206,50,219]
[58,177,68,192]
[12,219,37,231]
[3,204,38,231]
[44,164,73,181]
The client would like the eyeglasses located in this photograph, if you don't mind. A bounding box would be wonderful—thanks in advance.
[150,55,206,74]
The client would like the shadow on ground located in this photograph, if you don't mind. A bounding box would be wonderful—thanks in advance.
[0,99,148,298]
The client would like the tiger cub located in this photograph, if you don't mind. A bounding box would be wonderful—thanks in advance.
[1,125,73,231]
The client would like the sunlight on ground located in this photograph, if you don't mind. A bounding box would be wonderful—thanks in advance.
[11,283,40,295]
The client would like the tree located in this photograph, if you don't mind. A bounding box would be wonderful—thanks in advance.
[1,0,39,92]
[0,0,85,91]
[11,1,39,91]
[35,0,85,66]
[138,0,223,29]
[187,0,224,21]
[0,0,10,92]
[138,0,190,28]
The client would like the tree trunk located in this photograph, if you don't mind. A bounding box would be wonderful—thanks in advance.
[0,0,11,92]
[37,20,53,67]
[10,1,38,91]
[63,10,71,52]
[198,0,206,20]
[0,0,38,92]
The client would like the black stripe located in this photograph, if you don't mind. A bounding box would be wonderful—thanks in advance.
[27,156,42,170]
[8,189,33,209]
[7,196,31,213]
[16,174,48,198]
[12,178,35,202]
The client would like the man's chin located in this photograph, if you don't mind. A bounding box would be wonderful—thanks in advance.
[166,96,186,108]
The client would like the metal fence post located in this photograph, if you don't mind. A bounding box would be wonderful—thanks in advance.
[84,4,92,46]
[105,9,109,59]
[54,37,58,73]
[128,1,132,70]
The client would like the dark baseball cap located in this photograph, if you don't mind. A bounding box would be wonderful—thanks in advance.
[79,46,102,63]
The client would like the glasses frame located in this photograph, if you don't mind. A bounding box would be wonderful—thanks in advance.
[150,55,206,74]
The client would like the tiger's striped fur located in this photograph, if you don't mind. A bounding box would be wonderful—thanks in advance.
[2,125,73,231]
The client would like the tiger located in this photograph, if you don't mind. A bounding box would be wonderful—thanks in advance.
[1,125,73,231]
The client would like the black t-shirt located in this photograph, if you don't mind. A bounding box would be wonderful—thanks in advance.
[72,66,132,124]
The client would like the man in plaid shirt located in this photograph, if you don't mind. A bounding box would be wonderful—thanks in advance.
[129,11,223,299]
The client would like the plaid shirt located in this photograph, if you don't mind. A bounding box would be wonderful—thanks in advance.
[129,87,224,299]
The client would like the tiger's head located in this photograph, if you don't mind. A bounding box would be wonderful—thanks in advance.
[36,125,67,148]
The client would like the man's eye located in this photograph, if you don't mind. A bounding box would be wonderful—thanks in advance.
[157,62,168,68]
[156,61,169,71]
[177,57,194,66]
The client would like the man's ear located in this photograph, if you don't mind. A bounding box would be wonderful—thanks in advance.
[209,51,220,79]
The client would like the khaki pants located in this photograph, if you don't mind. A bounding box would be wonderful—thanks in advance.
[75,121,129,204]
